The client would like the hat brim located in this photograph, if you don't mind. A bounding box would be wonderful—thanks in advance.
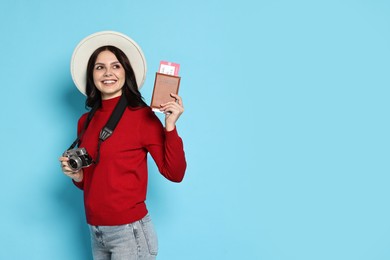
[71,31,147,95]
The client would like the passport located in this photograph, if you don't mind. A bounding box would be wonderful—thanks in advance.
[150,72,181,112]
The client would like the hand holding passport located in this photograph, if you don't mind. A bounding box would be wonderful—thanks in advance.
[150,61,181,113]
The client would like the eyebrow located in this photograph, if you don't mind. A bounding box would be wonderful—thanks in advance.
[94,61,121,66]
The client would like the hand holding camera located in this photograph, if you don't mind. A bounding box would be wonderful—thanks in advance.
[63,148,93,171]
[59,156,84,182]
[59,147,93,182]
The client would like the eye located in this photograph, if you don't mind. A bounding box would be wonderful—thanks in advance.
[95,65,104,70]
[113,64,121,69]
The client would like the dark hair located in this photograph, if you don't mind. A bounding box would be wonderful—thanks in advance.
[85,45,147,109]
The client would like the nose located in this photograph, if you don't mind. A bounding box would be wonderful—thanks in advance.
[104,68,112,77]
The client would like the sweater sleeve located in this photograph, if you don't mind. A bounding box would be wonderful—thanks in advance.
[141,109,187,182]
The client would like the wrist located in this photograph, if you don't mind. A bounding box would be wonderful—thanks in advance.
[165,124,175,132]
[73,177,83,182]
[73,170,83,182]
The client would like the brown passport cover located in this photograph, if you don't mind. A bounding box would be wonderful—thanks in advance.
[150,72,181,110]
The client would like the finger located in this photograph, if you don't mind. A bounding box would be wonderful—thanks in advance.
[169,93,179,99]
[63,167,76,175]
[61,164,71,173]
[160,102,177,112]
[60,157,70,170]
[59,157,70,164]
[170,93,183,106]
[60,160,74,173]
[161,99,183,109]
[160,103,182,114]
[160,100,177,107]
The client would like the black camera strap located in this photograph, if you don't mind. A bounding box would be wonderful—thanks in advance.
[68,101,100,151]
[68,93,128,164]
[95,94,128,163]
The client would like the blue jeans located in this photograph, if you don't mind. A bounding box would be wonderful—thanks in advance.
[89,215,158,260]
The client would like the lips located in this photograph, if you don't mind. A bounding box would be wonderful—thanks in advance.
[102,80,117,85]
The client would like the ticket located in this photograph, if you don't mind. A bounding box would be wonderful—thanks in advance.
[159,61,180,76]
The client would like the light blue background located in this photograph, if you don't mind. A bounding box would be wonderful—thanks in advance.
[0,0,389,259]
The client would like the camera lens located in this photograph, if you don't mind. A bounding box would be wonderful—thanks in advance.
[68,156,82,171]
[69,159,78,169]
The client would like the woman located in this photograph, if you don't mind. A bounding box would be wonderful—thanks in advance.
[59,31,186,260]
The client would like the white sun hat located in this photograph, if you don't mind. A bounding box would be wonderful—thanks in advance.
[70,31,147,95]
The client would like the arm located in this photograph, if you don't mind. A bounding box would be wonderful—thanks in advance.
[143,94,187,182]
[146,127,187,182]
[58,113,88,190]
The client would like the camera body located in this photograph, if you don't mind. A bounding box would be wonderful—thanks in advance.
[63,148,93,172]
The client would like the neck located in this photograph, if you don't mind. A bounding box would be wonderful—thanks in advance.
[101,95,122,112]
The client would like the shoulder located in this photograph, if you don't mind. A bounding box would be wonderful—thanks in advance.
[78,112,89,125]
[127,106,158,120]
[127,106,163,130]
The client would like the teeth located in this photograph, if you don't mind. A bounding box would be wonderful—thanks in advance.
[103,80,116,84]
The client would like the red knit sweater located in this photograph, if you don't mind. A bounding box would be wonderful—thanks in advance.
[73,96,186,225]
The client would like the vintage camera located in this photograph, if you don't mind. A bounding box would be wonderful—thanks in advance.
[63,148,93,172]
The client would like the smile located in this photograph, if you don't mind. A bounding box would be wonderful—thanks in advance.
[102,80,117,84]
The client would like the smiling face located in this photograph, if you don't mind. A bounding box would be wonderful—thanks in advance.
[93,50,126,100]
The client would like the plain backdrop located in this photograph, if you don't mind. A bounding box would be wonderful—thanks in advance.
[0,0,389,259]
